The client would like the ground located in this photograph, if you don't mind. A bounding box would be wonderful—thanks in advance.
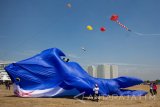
[0,85,159,107]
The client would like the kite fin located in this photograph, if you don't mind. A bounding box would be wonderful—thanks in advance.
[113,76,143,88]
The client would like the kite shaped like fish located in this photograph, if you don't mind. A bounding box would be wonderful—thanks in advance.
[5,48,147,97]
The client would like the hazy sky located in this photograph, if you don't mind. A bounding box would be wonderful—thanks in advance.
[0,0,160,80]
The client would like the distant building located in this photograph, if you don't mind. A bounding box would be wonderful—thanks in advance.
[87,65,97,77]
[97,64,111,79]
[110,65,118,78]
[0,62,11,82]
[85,64,118,79]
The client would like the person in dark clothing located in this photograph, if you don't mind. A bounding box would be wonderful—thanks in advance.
[153,83,157,95]
[5,81,11,90]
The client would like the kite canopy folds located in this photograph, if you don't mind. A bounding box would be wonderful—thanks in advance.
[5,48,147,97]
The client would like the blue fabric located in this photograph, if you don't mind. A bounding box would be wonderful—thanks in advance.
[5,48,147,97]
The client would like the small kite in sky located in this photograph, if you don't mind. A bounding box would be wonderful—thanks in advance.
[67,3,72,8]
[110,14,160,36]
[100,27,106,32]
[86,25,93,31]
[110,14,131,32]
[81,47,86,51]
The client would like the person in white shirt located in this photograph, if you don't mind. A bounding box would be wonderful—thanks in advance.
[93,84,99,102]
[149,83,154,96]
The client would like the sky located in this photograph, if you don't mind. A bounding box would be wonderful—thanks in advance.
[0,0,160,80]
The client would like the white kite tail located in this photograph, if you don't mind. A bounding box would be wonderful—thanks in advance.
[133,31,160,36]
[116,20,131,32]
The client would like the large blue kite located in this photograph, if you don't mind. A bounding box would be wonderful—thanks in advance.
[5,48,147,97]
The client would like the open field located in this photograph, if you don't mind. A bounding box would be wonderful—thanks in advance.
[0,85,160,107]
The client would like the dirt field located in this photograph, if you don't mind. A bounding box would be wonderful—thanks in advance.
[0,85,159,107]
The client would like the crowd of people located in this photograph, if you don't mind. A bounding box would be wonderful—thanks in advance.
[5,81,11,90]
[0,81,12,90]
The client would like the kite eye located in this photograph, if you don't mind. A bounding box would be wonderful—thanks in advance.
[66,58,69,62]
[16,78,20,82]
[62,57,69,62]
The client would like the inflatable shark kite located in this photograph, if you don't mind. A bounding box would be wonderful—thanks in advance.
[5,48,147,97]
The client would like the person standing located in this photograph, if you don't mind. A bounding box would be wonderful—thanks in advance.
[93,84,99,102]
[149,83,154,96]
[5,81,10,90]
[153,83,157,95]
